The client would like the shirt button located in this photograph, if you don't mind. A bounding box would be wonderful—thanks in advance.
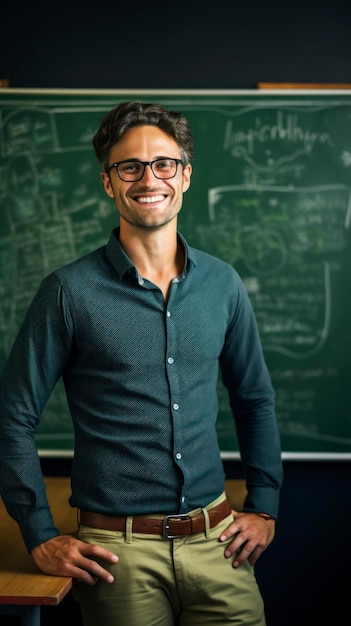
[175,452,182,460]
[173,403,179,410]
[167,310,171,317]
[168,357,174,364]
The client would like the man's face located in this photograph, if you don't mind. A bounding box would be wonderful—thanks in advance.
[101,125,192,231]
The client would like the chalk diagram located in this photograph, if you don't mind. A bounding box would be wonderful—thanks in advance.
[205,106,351,449]
[0,106,116,437]
[209,184,351,359]
[0,107,115,347]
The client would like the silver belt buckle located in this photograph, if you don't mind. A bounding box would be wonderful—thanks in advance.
[162,512,191,539]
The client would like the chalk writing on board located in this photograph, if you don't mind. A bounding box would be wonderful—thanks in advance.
[0,105,117,440]
[208,185,350,359]
[184,100,351,453]
[1,92,351,455]
[204,184,351,450]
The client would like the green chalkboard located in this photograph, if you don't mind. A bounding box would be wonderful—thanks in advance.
[1,88,351,459]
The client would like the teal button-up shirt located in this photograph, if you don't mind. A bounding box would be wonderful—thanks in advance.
[0,228,283,552]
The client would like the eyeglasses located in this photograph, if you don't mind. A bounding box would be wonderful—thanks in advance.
[107,158,183,182]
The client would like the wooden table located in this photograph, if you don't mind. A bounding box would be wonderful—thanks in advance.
[0,477,77,626]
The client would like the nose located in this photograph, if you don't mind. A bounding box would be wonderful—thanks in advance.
[140,163,157,183]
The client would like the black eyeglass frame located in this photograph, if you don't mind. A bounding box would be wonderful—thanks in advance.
[107,158,183,181]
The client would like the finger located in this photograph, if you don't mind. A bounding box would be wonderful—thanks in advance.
[73,568,101,586]
[78,555,116,583]
[80,542,119,564]
[233,540,261,568]
[65,558,115,585]
[219,521,239,543]
[247,546,264,567]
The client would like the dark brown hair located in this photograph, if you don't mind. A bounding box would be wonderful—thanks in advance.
[93,101,193,173]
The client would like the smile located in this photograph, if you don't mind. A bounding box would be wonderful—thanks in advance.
[136,195,165,204]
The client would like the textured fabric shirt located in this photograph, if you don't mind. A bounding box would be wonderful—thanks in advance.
[0,228,283,552]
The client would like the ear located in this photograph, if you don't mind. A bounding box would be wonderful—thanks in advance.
[182,164,192,193]
[101,171,115,199]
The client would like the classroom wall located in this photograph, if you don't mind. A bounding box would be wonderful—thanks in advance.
[1,4,351,626]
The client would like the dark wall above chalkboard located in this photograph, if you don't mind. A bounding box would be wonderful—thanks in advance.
[0,89,351,459]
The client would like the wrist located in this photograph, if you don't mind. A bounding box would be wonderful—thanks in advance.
[255,512,275,521]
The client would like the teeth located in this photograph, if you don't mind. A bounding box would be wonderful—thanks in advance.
[137,195,164,203]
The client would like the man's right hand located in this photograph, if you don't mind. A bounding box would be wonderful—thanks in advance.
[31,535,119,586]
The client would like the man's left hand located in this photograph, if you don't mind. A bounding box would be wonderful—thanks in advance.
[219,510,276,568]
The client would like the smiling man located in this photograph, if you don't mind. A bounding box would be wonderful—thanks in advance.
[0,101,283,626]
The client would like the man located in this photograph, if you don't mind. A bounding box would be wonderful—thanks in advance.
[0,101,283,625]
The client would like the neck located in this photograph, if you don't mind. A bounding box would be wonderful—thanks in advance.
[118,221,184,299]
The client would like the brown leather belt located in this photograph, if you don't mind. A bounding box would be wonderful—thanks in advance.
[79,496,232,539]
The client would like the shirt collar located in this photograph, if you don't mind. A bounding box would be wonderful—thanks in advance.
[105,227,196,281]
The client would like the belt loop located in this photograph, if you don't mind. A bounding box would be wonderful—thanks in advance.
[125,515,133,543]
[202,506,211,538]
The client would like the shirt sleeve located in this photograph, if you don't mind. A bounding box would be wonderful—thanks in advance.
[219,271,283,518]
[0,274,73,551]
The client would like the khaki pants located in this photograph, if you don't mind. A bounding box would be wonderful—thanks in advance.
[73,493,266,626]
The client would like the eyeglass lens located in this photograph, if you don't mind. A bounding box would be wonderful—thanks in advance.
[118,159,179,181]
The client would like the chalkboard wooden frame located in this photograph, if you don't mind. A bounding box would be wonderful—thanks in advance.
[1,88,351,460]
